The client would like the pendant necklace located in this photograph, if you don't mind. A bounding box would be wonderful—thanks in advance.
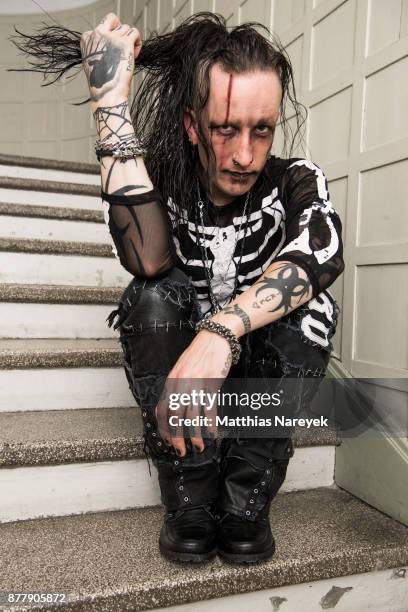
[194,178,253,316]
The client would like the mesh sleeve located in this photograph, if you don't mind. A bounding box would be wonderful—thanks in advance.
[274,159,345,298]
[101,188,176,278]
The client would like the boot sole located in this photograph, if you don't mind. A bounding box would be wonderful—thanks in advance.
[159,543,217,563]
[217,545,275,564]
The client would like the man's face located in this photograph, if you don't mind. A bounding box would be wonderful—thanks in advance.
[184,64,282,205]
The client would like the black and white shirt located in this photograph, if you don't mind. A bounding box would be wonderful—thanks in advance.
[101,156,345,352]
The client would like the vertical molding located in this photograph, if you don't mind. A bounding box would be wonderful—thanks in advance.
[400,0,408,37]
[341,0,369,373]
[301,0,314,159]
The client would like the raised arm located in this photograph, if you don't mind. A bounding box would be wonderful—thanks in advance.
[80,12,175,277]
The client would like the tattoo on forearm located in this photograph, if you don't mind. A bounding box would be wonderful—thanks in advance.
[221,303,251,334]
[252,262,311,315]
[94,102,146,194]
[221,352,232,376]
[93,101,134,143]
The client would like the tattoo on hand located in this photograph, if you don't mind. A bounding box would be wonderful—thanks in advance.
[252,262,311,315]
[221,303,251,334]
[81,34,125,101]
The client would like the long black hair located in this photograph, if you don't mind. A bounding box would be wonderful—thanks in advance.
[8,11,307,217]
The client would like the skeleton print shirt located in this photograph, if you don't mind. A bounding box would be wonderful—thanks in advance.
[101,156,345,352]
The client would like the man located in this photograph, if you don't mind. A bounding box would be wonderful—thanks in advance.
[11,11,344,564]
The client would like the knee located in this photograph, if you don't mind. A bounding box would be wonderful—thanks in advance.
[107,267,202,331]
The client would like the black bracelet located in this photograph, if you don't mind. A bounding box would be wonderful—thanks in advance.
[195,319,242,365]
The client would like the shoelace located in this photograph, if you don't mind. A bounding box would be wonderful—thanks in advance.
[167,504,217,525]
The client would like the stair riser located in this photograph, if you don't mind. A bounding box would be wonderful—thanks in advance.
[0,164,100,185]
[0,446,335,523]
[0,215,109,244]
[0,303,119,338]
[0,252,132,287]
[0,188,101,210]
[153,567,408,612]
[0,368,134,411]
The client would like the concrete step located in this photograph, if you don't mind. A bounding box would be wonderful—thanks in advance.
[0,176,100,197]
[0,487,406,610]
[0,337,122,369]
[0,156,99,186]
[0,243,132,287]
[0,283,123,304]
[0,283,123,339]
[0,163,100,186]
[0,153,99,175]
[0,236,111,257]
[0,406,339,468]
[0,338,133,412]
[0,366,134,412]
[0,214,110,244]
[0,301,118,339]
[0,406,340,523]
[0,201,103,222]
[0,186,101,210]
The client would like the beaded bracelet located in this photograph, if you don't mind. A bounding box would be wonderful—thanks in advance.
[95,138,147,161]
[195,319,242,365]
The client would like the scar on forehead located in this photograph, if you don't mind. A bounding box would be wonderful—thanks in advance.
[224,74,233,125]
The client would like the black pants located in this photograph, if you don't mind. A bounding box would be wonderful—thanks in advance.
[107,268,334,520]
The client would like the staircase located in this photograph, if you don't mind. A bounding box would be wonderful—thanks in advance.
[0,153,407,612]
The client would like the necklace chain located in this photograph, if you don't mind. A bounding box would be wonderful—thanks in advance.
[195,179,252,316]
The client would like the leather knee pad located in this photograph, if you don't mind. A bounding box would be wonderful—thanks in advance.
[106,268,204,462]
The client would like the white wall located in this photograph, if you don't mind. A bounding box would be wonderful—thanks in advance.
[0,0,117,161]
[0,0,97,14]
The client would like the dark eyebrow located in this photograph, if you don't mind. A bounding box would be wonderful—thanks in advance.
[208,119,277,129]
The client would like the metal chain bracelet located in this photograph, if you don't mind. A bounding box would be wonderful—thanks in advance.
[95,137,147,161]
[195,319,242,365]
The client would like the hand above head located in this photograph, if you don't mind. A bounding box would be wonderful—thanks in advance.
[80,12,142,106]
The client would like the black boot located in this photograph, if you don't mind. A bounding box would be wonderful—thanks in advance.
[107,268,219,562]
[217,436,294,563]
[157,443,219,562]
